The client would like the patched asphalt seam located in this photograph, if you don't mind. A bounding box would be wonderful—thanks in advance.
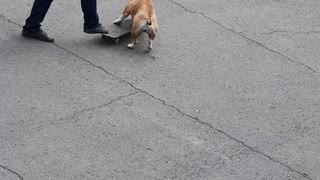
[0,165,24,180]
[167,0,318,74]
[2,14,312,180]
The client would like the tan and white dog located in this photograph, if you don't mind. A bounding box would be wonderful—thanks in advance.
[113,0,158,50]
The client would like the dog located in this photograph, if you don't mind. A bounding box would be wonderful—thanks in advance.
[113,0,158,50]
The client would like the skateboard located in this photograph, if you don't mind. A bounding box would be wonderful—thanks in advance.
[101,19,132,44]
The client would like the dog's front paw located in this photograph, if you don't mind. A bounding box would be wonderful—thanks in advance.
[113,19,122,25]
[127,43,134,49]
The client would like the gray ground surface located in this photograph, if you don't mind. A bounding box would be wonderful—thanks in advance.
[0,0,319,179]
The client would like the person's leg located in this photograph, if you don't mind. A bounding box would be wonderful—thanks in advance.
[81,0,99,29]
[23,0,53,33]
[22,0,54,42]
[81,0,108,34]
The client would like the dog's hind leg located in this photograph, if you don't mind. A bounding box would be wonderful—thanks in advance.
[113,13,129,24]
[113,5,131,24]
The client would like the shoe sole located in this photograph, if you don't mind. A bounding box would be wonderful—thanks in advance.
[22,33,54,43]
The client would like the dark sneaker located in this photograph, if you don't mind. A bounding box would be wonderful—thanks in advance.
[22,29,54,43]
[84,24,109,34]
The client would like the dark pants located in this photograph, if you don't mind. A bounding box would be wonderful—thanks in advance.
[23,0,99,33]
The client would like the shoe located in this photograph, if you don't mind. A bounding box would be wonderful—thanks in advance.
[22,29,54,43]
[84,24,109,34]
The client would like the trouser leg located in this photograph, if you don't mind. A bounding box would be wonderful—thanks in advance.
[81,0,99,29]
[23,0,54,33]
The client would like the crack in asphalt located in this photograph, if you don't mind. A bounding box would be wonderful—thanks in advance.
[1,14,313,180]
[167,0,318,74]
[54,91,139,124]
[0,165,24,180]
[261,30,320,35]
[0,14,23,28]
[141,92,313,179]
[53,43,312,180]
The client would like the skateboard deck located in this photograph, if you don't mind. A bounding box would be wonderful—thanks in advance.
[101,19,132,44]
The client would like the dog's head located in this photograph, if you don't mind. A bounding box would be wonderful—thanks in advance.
[140,19,154,35]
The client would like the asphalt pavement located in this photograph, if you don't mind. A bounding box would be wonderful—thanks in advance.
[1,0,320,179]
